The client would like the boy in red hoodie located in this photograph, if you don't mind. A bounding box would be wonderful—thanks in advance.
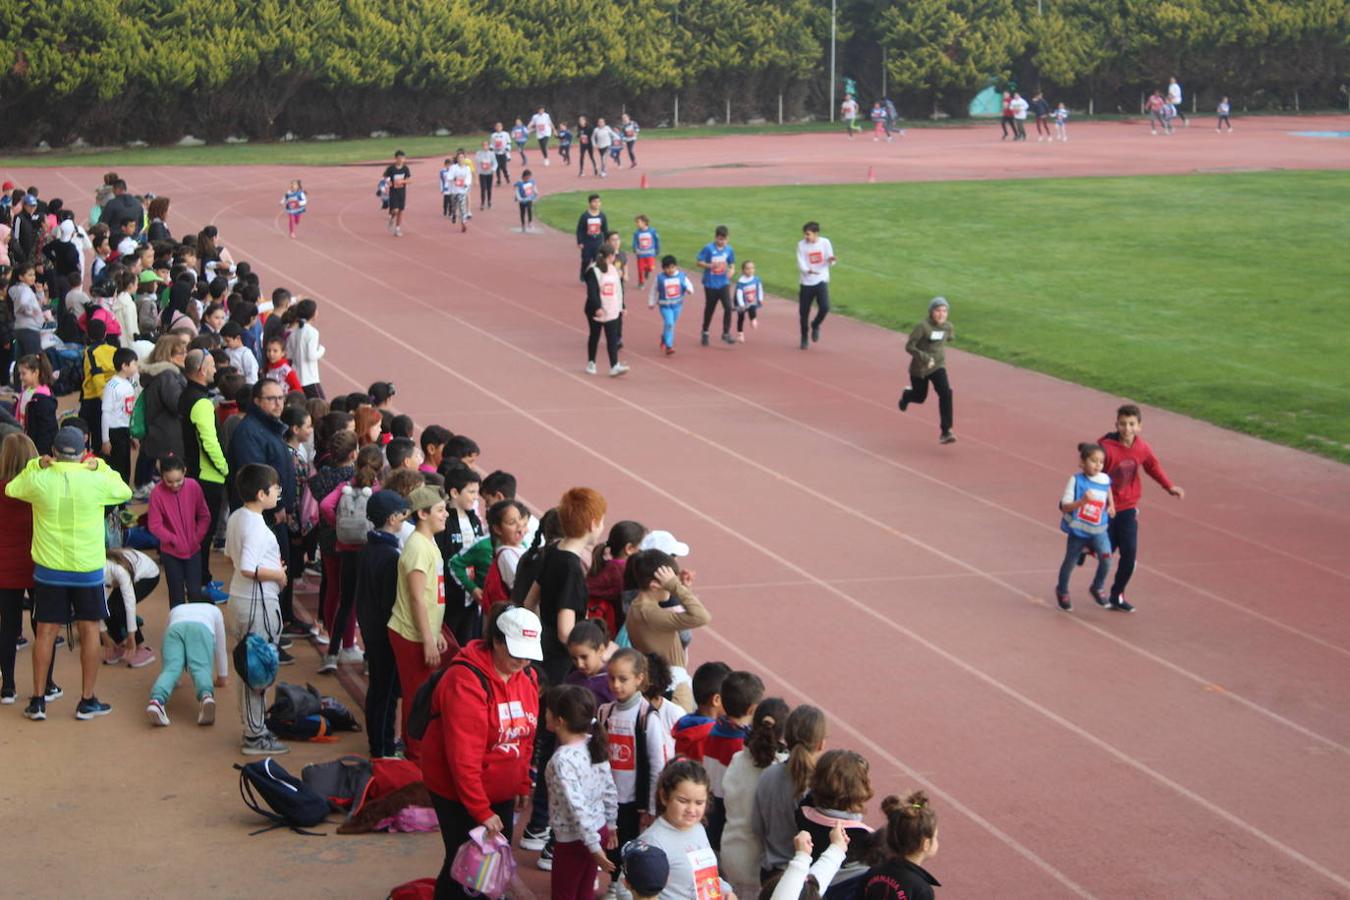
[422,605,542,897]
[1098,404,1185,613]
[672,660,730,761]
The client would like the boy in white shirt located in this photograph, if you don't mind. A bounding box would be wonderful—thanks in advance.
[528,106,555,166]
[796,221,837,350]
[446,151,474,232]
[224,463,289,756]
[145,601,230,727]
[220,321,259,384]
[101,348,139,486]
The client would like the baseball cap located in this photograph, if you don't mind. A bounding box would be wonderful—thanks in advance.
[366,489,410,526]
[621,841,669,896]
[496,606,543,661]
[52,426,86,459]
[22,194,37,206]
[639,530,689,557]
[1,181,13,191]
[407,485,447,512]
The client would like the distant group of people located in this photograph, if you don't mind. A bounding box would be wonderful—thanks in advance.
[999,91,1070,142]
[840,94,903,142]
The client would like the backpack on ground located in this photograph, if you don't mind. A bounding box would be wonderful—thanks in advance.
[302,755,373,813]
[268,682,323,722]
[335,484,372,545]
[235,758,331,835]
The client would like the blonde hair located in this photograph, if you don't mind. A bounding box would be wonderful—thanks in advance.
[0,433,38,481]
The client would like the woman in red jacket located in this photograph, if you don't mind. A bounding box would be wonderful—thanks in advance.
[422,603,543,899]
[0,433,50,704]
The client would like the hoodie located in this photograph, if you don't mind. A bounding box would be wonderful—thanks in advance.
[1099,432,1176,512]
[421,640,539,822]
[672,712,716,762]
[148,477,212,560]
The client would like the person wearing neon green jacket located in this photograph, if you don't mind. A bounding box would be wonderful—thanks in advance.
[6,427,133,721]
[179,349,228,592]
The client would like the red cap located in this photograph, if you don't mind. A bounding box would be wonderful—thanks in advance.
[1,181,13,191]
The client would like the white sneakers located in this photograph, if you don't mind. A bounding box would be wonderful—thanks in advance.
[146,700,169,726]
[609,363,629,377]
[198,694,216,726]
[585,362,597,375]
[338,646,365,665]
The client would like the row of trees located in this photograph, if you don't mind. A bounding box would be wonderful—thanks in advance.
[0,0,1344,145]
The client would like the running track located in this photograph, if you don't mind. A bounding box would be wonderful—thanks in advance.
[18,116,1350,898]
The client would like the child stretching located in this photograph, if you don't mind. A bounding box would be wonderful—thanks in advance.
[281,180,307,238]
[897,297,956,445]
[515,169,539,233]
[703,670,765,852]
[861,793,942,900]
[733,260,763,342]
[673,660,730,761]
[1055,442,1115,612]
[649,255,694,356]
[631,216,660,287]
[753,705,830,881]
[600,649,676,891]
[148,455,211,607]
[145,599,230,728]
[637,759,737,900]
[546,684,619,900]
[565,619,619,705]
[1099,404,1184,613]
[721,697,790,898]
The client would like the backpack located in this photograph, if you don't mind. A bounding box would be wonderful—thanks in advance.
[232,584,279,691]
[450,826,516,900]
[235,758,331,836]
[301,755,373,813]
[268,682,323,721]
[128,390,148,440]
[406,658,479,742]
[599,699,656,808]
[335,484,372,545]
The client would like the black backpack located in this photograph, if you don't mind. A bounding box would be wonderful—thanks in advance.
[301,755,373,814]
[406,658,538,741]
[235,758,331,835]
[268,682,323,722]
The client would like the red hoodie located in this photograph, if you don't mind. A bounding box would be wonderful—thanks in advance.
[421,640,539,821]
[1099,432,1175,512]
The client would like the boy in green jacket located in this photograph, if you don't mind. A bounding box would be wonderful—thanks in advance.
[898,296,957,444]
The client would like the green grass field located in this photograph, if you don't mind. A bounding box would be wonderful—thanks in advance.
[537,171,1350,463]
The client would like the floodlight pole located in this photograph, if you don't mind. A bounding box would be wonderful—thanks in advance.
[829,0,837,122]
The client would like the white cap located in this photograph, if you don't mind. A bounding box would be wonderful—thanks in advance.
[639,530,689,557]
[497,606,544,661]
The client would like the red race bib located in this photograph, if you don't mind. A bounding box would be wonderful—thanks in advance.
[436,574,446,605]
[808,250,824,265]
[587,221,601,235]
[638,234,653,250]
[608,733,635,770]
[664,281,682,300]
[1079,498,1105,525]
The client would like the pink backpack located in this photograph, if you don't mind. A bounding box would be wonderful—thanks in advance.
[449,826,516,899]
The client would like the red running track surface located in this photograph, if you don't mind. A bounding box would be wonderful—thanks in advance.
[19,115,1350,898]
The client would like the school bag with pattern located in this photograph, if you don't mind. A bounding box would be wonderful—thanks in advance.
[236,758,331,835]
[450,826,516,900]
[336,484,373,545]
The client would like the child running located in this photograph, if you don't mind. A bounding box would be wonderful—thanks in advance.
[733,260,763,342]
[631,216,660,287]
[619,114,640,167]
[382,150,410,237]
[512,118,530,165]
[1054,103,1069,141]
[474,141,498,210]
[697,226,735,347]
[1054,443,1116,612]
[897,297,956,445]
[281,180,306,239]
[637,760,735,900]
[545,684,619,900]
[491,122,513,184]
[1098,404,1185,613]
[557,121,574,166]
[446,151,473,232]
[1217,97,1233,132]
[515,169,539,233]
[529,106,555,165]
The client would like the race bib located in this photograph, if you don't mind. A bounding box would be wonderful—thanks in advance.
[587,220,601,236]
[523,185,536,200]
[608,733,635,770]
[1078,496,1105,525]
[601,283,616,298]
[493,136,507,151]
[930,331,945,341]
[454,177,466,188]
[479,160,492,172]
[808,250,824,265]
[436,574,446,605]
[285,199,300,212]
[687,849,723,900]
[664,280,683,300]
[638,234,653,250]
[744,286,758,303]
[710,256,726,275]
[123,396,136,415]
[391,174,405,188]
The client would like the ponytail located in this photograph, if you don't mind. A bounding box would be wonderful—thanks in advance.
[744,697,790,769]
[784,704,828,797]
[881,790,938,857]
[352,444,383,488]
[543,685,608,765]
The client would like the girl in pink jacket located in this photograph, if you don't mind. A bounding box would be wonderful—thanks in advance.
[147,456,212,607]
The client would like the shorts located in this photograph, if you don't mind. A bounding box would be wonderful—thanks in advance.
[387,189,407,211]
[33,583,108,624]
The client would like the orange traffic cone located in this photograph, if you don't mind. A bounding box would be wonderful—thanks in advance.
[866,166,876,184]
[640,173,649,189]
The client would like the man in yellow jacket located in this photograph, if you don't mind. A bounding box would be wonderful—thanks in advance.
[5,427,132,721]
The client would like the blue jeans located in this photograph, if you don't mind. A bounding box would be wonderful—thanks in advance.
[659,302,682,348]
[1056,532,1112,596]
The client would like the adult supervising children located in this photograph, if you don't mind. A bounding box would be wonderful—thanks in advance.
[576,194,609,282]
[383,150,411,237]
[697,226,736,347]
[796,222,836,350]
[898,297,957,445]
[1098,404,1185,613]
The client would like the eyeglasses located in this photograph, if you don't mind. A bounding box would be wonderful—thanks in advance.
[259,394,285,404]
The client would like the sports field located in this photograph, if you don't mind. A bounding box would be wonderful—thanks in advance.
[539,171,1350,462]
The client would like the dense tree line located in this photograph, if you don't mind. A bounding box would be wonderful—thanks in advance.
[0,0,1343,146]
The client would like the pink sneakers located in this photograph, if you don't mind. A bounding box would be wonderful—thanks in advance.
[126,646,157,669]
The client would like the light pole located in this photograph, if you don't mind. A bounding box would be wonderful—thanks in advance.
[829,0,836,121]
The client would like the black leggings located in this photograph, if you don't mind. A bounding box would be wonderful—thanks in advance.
[1001,116,1015,137]
[577,143,597,174]
[332,550,359,652]
[199,480,225,585]
[625,141,637,165]
[1035,115,1051,136]
[361,627,400,758]
[430,793,514,900]
[902,367,953,433]
[519,202,533,228]
[737,306,758,332]
[1108,508,1139,601]
[479,176,492,208]
[0,589,54,693]
[587,318,621,367]
[798,283,830,340]
[106,575,160,645]
[494,154,510,184]
[701,286,732,336]
[537,136,549,160]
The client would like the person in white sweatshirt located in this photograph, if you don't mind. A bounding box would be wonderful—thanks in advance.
[768,827,849,900]
[721,698,790,897]
[100,347,139,485]
[546,684,619,900]
[283,298,325,399]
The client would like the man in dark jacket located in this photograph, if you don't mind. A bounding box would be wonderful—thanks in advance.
[100,180,143,235]
[226,379,299,639]
[9,195,40,267]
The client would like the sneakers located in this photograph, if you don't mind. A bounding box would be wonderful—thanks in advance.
[536,840,554,871]
[811,324,821,343]
[241,733,290,756]
[146,699,170,726]
[520,825,551,851]
[701,332,710,347]
[662,343,674,356]
[737,332,746,343]
[277,648,296,666]
[338,646,365,665]
[103,645,126,666]
[277,636,293,650]
[208,580,224,590]
[1090,587,1111,608]
[15,635,28,651]
[1,686,15,705]
[585,361,597,375]
[283,620,317,637]
[1056,592,1072,612]
[126,646,157,668]
[75,696,112,720]
[395,226,403,237]
[1109,597,1136,613]
[898,392,910,412]
[800,338,809,350]
[24,696,45,720]
[720,333,735,345]
[939,431,957,444]
[318,654,339,674]
[204,586,229,604]
[44,683,63,702]
[608,363,630,377]
[198,694,216,726]
[386,219,396,234]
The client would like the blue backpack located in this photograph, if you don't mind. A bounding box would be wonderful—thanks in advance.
[232,585,279,691]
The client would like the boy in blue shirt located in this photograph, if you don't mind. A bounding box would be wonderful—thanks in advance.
[631,215,660,287]
[511,118,529,164]
[649,254,694,355]
[696,226,735,346]
[514,169,538,233]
